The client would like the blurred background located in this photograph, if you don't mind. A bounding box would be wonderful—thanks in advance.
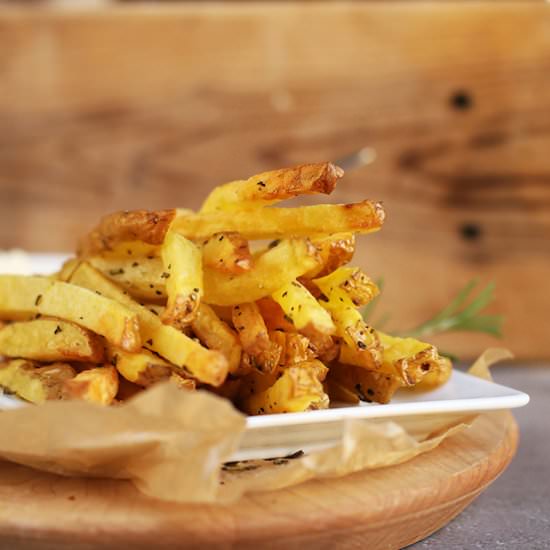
[0,1,548,360]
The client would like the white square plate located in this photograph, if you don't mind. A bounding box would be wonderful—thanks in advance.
[0,253,530,461]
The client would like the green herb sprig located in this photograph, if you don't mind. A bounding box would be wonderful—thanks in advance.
[363,279,503,340]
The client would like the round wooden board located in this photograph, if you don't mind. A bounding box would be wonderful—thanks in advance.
[0,411,518,550]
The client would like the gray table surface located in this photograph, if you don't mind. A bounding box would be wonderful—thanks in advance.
[410,365,550,550]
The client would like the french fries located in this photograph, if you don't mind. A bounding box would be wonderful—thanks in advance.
[203,239,320,306]
[63,366,119,406]
[201,232,252,274]
[160,231,203,328]
[0,360,76,404]
[0,276,141,352]
[0,319,104,363]
[232,303,281,373]
[0,162,454,414]
[173,200,385,241]
[201,162,343,212]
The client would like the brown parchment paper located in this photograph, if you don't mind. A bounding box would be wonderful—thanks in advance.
[0,348,513,503]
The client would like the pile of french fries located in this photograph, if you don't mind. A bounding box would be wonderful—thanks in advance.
[0,163,451,412]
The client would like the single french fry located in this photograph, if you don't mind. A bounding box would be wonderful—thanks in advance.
[269,331,316,366]
[108,347,172,387]
[0,319,104,363]
[77,209,180,257]
[161,231,203,328]
[314,267,379,308]
[172,200,385,241]
[200,162,343,212]
[69,263,228,386]
[232,303,281,373]
[202,232,252,273]
[191,303,242,375]
[63,366,119,405]
[327,362,401,404]
[412,356,452,391]
[306,233,356,278]
[272,280,335,334]
[0,276,141,352]
[0,359,76,404]
[88,255,166,301]
[241,361,329,415]
[256,297,296,333]
[203,239,321,306]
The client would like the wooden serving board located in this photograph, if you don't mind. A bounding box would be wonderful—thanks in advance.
[0,411,517,550]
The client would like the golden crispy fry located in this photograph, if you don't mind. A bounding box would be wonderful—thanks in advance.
[327,362,401,404]
[256,297,296,333]
[108,347,172,387]
[269,331,316,366]
[241,361,329,415]
[87,255,166,301]
[306,233,356,278]
[200,162,343,212]
[377,332,443,386]
[412,356,452,391]
[0,359,76,404]
[77,209,179,257]
[161,231,203,328]
[92,240,160,259]
[314,267,379,308]
[172,200,385,241]
[203,239,320,306]
[202,232,252,273]
[63,366,119,405]
[0,319,104,363]
[233,303,281,373]
[69,263,228,386]
[272,280,335,334]
[191,303,242,375]
[0,276,141,352]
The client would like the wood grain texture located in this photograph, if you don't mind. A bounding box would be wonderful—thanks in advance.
[0,411,518,550]
[0,4,549,358]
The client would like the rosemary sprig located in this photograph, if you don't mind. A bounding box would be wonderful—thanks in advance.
[362,279,503,339]
[397,279,503,339]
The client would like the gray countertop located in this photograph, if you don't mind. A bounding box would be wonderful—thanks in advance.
[411,365,550,550]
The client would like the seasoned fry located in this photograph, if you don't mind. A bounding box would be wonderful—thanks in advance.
[191,303,242,375]
[269,331,316,366]
[0,319,104,363]
[202,232,252,273]
[201,162,343,212]
[0,360,76,404]
[108,347,172,387]
[412,356,452,391]
[272,280,335,334]
[327,362,401,404]
[203,239,320,306]
[377,332,443,386]
[241,361,329,415]
[69,262,228,386]
[172,200,385,241]
[63,366,119,405]
[161,231,203,328]
[78,209,179,257]
[314,267,379,308]
[87,255,166,301]
[0,276,141,352]
[0,162,452,411]
[306,233,356,278]
[232,303,281,373]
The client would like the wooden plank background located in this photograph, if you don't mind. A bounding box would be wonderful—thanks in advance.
[0,3,549,359]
